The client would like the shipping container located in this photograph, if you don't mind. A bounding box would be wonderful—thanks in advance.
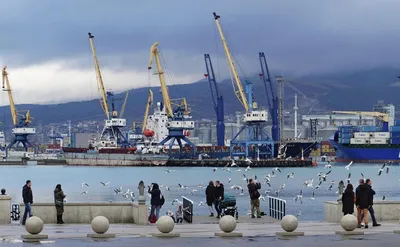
[390,132,400,138]
[354,132,371,139]
[371,132,390,138]
[350,138,367,144]
[395,120,400,126]
[391,139,400,144]
[339,133,352,139]
[339,138,350,144]
[390,126,400,132]
[358,126,378,132]
[370,138,387,144]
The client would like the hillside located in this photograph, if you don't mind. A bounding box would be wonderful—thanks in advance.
[0,67,399,127]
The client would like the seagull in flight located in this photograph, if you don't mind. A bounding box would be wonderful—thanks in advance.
[287,172,295,179]
[245,166,252,172]
[245,158,252,164]
[303,179,313,188]
[178,184,187,190]
[310,191,315,200]
[81,191,88,195]
[165,169,176,174]
[231,185,243,191]
[100,181,110,187]
[171,199,183,205]
[345,161,353,170]
[378,163,386,176]
[346,173,351,183]
[228,178,232,183]
[294,190,303,203]
[325,161,332,169]
[273,167,282,173]
[81,182,89,188]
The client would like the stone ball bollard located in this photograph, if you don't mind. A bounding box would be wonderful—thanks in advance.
[156,216,175,233]
[91,216,110,234]
[340,214,358,231]
[25,216,44,235]
[219,215,237,233]
[281,215,298,232]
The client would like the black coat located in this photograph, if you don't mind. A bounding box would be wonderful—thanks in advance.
[214,184,224,200]
[368,185,376,205]
[356,184,372,209]
[22,185,33,204]
[342,190,355,214]
[205,185,215,204]
[148,183,162,206]
[248,182,261,200]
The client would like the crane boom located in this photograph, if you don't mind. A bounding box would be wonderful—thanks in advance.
[213,12,249,112]
[148,42,173,117]
[142,89,153,133]
[119,90,129,118]
[332,111,389,122]
[1,67,18,126]
[88,32,110,119]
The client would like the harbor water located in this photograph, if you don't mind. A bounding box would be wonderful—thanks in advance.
[1,163,397,221]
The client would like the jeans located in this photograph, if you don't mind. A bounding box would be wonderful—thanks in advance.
[214,200,221,216]
[22,203,32,225]
[149,205,161,221]
[361,206,377,225]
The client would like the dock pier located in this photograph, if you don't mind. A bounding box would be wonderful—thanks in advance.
[165,159,314,167]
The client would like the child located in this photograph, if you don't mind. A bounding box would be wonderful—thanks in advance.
[175,205,183,223]
[167,210,175,223]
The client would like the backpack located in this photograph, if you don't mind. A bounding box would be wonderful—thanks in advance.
[160,193,165,206]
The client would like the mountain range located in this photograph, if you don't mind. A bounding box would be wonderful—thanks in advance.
[0,67,399,128]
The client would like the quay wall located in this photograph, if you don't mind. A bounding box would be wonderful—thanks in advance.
[324,200,400,222]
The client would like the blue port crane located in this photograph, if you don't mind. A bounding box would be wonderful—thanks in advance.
[2,66,37,158]
[148,42,196,157]
[88,33,130,148]
[213,12,274,159]
[204,54,225,146]
[259,52,280,142]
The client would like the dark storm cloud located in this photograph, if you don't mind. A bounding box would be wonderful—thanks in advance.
[0,0,399,75]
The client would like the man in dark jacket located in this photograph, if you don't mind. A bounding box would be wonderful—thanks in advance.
[205,181,215,217]
[148,183,163,222]
[22,180,33,225]
[356,179,372,228]
[248,179,262,218]
[214,181,224,218]
[361,179,381,227]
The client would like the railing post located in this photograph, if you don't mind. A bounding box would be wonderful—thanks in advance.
[267,196,286,220]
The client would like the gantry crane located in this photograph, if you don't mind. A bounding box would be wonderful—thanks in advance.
[148,42,195,156]
[332,111,389,131]
[119,90,130,118]
[88,33,129,148]
[204,54,225,146]
[142,89,154,133]
[213,12,274,159]
[259,52,280,143]
[2,66,36,157]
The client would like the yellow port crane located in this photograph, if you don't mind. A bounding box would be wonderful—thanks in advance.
[1,66,36,157]
[142,89,153,133]
[332,111,389,122]
[88,32,110,119]
[119,90,129,118]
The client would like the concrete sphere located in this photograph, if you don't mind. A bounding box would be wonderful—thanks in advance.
[340,214,358,231]
[219,215,237,233]
[156,216,175,233]
[25,216,44,235]
[281,215,298,232]
[91,216,110,234]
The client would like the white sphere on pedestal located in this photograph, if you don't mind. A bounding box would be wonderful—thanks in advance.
[91,216,110,234]
[219,215,237,233]
[340,214,358,231]
[281,215,298,232]
[25,216,44,235]
[156,216,175,233]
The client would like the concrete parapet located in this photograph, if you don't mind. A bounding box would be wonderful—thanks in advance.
[19,202,147,224]
[0,195,11,224]
[325,200,400,223]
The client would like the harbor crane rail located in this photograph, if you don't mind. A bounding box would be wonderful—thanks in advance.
[213,12,274,159]
[148,42,195,156]
[88,32,129,148]
[2,66,36,157]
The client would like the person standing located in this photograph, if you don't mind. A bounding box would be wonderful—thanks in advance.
[22,180,33,225]
[247,178,262,218]
[205,181,215,217]
[356,178,371,228]
[342,183,355,215]
[54,184,66,224]
[148,183,163,222]
[361,179,381,227]
[214,181,224,219]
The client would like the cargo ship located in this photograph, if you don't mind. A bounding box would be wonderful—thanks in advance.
[330,123,400,163]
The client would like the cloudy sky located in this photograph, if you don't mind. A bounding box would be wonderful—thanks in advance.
[0,0,399,106]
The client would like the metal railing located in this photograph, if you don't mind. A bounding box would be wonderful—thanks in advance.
[267,196,286,220]
[182,196,193,223]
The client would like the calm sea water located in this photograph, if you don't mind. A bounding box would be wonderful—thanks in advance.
[1,163,397,221]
